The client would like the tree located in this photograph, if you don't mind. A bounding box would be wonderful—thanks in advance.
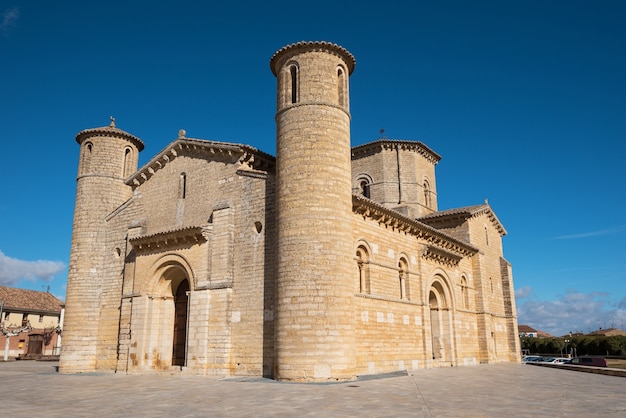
[1,322,32,361]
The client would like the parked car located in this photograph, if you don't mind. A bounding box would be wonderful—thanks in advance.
[564,356,607,367]
[545,357,569,364]
[522,356,544,363]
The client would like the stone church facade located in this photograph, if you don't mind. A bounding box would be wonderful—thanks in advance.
[59,41,520,381]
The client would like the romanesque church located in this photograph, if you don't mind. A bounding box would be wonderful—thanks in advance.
[59,41,520,381]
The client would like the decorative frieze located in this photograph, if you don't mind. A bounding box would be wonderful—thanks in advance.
[351,139,441,164]
[129,226,207,253]
[353,195,477,258]
[422,245,463,267]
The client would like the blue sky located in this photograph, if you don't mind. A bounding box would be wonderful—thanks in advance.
[1,1,624,337]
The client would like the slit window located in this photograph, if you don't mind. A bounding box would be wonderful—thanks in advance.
[290,65,298,104]
[179,173,187,199]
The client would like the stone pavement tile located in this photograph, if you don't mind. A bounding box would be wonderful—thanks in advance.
[2,361,626,417]
[411,364,626,417]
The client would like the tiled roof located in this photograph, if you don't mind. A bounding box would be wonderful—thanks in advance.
[0,286,63,314]
[270,41,356,75]
[351,139,441,164]
[127,137,276,188]
[76,124,145,151]
[518,324,538,333]
[352,194,478,258]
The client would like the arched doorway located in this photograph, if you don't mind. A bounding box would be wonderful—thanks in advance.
[172,279,189,366]
[429,279,454,364]
[429,289,443,360]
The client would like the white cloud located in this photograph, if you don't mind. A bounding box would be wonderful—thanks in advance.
[0,250,65,286]
[554,224,626,240]
[515,286,533,299]
[516,288,626,336]
[1,6,19,35]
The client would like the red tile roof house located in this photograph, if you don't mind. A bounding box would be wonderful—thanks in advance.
[0,286,64,360]
[518,325,539,338]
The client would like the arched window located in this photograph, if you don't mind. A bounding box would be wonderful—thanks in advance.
[80,142,93,175]
[485,227,489,246]
[355,174,373,199]
[356,245,370,293]
[337,65,348,108]
[423,179,431,208]
[460,276,469,308]
[123,147,133,177]
[398,258,409,300]
[289,64,299,104]
[359,179,370,198]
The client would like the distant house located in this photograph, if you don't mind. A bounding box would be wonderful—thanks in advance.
[518,324,539,338]
[518,325,555,339]
[588,328,626,337]
[0,286,64,359]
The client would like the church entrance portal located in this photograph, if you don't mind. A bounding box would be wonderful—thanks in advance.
[429,279,455,364]
[172,279,189,366]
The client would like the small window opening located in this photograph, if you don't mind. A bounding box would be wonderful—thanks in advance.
[356,246,370,293]
[179,173,187,199]
[337,66,346,107]
[461,277,469,308]
[398,258,409,300]
[359,179,371,198]
[423,180,431,208]
[123,148,133,177]
[290,65,298,104]
[80,142,93,174]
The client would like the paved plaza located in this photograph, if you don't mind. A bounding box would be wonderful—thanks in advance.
[2,361,625,417]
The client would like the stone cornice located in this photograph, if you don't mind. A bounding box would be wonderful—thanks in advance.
[355,292,425,306]
[419,203,507,236]
[352,194,478,258]
[129,226,207,253]
[75,125,145,151]
[270,41,356,75]
[275,101,351,120]
[351,139,441,165]
[127,137,275,187]
[422,245,463,267]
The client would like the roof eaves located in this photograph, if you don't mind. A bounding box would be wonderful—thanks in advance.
[352,194,478,257]
[126,138,275,187]
[351,139,441,164]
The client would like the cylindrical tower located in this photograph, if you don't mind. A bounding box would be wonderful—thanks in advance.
[59,119,143,373]
[270,41,357,381]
